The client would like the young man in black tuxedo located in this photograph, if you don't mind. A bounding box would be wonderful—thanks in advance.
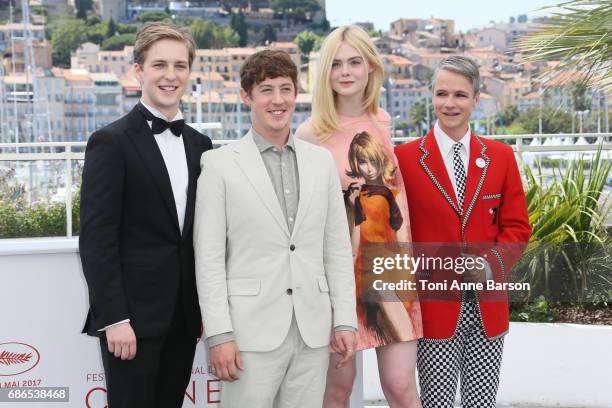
[79,22,212,408]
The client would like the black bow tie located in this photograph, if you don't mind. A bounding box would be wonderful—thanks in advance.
[137,103,184,137]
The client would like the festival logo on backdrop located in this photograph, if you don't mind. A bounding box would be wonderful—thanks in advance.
[0,342,40,377]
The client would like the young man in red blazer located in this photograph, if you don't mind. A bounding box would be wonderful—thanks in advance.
[395,56,531,407]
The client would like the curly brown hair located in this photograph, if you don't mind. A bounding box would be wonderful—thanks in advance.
[240,50,298,96]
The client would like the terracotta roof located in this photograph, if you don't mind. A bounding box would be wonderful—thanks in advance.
[120,75,141,92]
[269,42,298,50]
[393,79,420,85]
[418,53,449,59]
[507,80,530,89]
[384,54,414,66]
[394,86,428,93]
[61,69,92,83]
[543,70,591,87]
[226,48,257,56]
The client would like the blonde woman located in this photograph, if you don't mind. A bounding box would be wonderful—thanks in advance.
[296,26,423,407]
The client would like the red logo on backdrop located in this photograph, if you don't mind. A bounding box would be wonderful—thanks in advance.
[0,342,41,376]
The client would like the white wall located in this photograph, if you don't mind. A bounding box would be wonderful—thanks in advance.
[363,321,612,407]
[0,239,218,407]
[2,239,610,407]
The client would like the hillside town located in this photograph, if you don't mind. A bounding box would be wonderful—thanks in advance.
[0,0,609,143]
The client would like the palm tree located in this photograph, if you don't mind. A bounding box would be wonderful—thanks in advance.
[516,1,612,92]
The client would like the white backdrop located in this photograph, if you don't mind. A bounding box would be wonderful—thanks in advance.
[0,239,219,407]
[0,239,363,408]
[4,239,611,408]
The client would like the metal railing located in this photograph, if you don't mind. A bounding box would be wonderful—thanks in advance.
[1,131,611,238]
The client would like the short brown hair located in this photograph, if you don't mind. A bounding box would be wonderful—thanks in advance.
[240,50,298,95]
[134,21,197,67]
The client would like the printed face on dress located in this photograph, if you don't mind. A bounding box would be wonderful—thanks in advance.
[432,69,480,140]
[330,42,371,99]
[134,39,190,119]
[240,76,296,139]
[358,155,380,182]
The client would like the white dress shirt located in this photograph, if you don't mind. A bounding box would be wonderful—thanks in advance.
[141,99,189,234]
[433,120,471,203]
[101,100,188,332]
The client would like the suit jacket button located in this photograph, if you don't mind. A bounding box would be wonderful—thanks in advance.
[290,244,296,251]
[286,288,293,295]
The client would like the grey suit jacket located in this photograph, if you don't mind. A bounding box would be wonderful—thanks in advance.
[193,131,357,352]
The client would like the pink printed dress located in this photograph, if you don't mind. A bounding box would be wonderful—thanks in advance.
[296,110,423,350]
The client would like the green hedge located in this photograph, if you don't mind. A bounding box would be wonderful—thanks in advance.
[0,192,80,238]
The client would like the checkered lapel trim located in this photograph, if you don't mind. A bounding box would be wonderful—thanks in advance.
[418,133,491,241]
[460,135,490,237]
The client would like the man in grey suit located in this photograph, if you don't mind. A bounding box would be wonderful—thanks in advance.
[193,50,358,407]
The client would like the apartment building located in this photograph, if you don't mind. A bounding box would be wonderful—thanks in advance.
[390,17,456,47]
[71,43,133,76]
[0,23,51,74]
[386,78,429,124]
[0,71,65,143]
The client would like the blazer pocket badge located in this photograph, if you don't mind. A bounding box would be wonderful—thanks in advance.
[489,207,499,224]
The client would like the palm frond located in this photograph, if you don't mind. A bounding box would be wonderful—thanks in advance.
[515,0,612,92]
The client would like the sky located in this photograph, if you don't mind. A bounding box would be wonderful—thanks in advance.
[326,0,561,32]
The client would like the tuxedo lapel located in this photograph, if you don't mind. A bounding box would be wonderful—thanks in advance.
[290,139,314,239]
[461,133,490,230]
[232,132,290,236]
[125,107,181,234]
[181,126,198,240]
[419,130,462,216]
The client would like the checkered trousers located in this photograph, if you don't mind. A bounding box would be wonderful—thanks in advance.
[417,301,505,408]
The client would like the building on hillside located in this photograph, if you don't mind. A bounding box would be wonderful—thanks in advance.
[99,0,128,22]
[475,27,507,52]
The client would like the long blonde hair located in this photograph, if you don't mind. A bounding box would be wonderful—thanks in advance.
[311,25,384,139]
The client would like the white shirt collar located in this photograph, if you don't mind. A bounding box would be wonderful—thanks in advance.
[434,120,471,158]
[140,98,183,122]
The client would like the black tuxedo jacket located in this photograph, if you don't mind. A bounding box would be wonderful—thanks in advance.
[79,105,213,339]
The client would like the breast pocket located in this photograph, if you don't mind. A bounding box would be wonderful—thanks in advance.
[479,194,502,228]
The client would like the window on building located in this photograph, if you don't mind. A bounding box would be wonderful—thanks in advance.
[97,94,117,106]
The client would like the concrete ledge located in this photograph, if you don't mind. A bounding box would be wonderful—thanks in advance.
[0,237,78,255]
[364,322,612,408]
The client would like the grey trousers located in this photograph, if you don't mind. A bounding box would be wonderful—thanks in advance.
[219,314,330,408]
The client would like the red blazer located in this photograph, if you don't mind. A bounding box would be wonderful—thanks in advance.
[395,129,531,339]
